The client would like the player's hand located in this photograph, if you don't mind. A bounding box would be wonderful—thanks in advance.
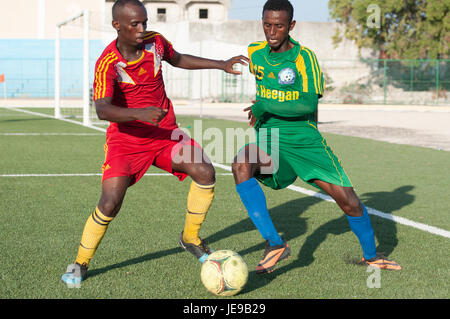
[223,55,250,75]
[243,106,255,127]
[138,107,168,126]
[244,99,258,127]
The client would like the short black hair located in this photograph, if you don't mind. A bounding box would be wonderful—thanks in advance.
[112,0,145,20]
[263,0,294,22]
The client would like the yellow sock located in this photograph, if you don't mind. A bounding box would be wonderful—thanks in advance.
[183,181,215,246]
[75,207,113,267]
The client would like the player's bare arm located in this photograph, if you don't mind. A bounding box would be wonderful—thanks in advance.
[95,97,167,126]
[168,51,249,75]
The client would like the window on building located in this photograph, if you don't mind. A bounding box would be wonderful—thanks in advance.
[199,9,208,19]
[157,8,166,22]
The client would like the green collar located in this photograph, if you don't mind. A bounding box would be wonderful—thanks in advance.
[264,37,301,63]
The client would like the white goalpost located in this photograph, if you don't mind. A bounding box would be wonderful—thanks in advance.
[54,10,91,126]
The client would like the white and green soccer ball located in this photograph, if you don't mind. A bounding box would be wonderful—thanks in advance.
[200,250,248,296]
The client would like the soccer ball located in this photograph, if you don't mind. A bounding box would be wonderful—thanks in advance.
[200,250,248,296]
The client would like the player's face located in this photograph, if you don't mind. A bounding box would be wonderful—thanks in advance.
[113,4,148,46]
[262,10,295,52]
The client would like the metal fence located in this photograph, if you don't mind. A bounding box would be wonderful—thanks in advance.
[321,59,450,106]
[1,58,448,106]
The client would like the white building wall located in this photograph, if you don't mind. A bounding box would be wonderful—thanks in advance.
[185,3,228,22]
[0,0,104,39]
[1,0,39,39]
[144,2,183,23]
[0,0,230,39]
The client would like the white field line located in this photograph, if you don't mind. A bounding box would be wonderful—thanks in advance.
[6,107,450,239]
[287,185,450,239]
[0,173,233,177]
[1,133,103,136]
[216,164,450,239]
[1,173,104,177]
[5,107,106,132]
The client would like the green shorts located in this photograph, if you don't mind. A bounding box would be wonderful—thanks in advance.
[253,119,353,190]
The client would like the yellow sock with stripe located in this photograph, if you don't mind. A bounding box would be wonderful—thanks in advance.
[182,181,215,246]
[75,207,113,267]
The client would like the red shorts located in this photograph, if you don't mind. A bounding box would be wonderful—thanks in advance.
[101,128,201,186]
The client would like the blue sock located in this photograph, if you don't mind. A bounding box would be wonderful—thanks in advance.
[346,204,377,260]
[236,178,284,246]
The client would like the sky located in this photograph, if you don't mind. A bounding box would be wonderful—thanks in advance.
[228,0,331,22]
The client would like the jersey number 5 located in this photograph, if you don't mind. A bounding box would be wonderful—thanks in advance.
[253,64,264,81]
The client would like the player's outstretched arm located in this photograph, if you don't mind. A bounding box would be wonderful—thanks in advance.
[95,97,167,126]
[168,51,249,75]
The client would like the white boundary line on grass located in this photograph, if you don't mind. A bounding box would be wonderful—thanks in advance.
[6,107,450,239]
[0,173,233,177]
[4,107,106,132]
[290,185,450,239]
[1,133,104,136]
[211,141,450,239]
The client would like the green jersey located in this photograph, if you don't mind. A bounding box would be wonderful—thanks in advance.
[246,37,352,190]
[248,37,324,126]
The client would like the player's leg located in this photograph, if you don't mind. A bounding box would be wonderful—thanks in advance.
[97,176,131,218]
[233,144,283,245]
[75,176,130,265]
[61,176,131,286]
[312,180,375,259]
[232,144,290,274]
[312,181,362,217]
[171,144,216,262]
[313,180,401,270]
[282,121,401,270]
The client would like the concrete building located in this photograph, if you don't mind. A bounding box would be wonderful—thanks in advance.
[139,0,231,24]
[0,0,380,103]
[0,0,231,39]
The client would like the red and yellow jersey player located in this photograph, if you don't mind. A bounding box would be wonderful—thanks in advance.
[61,0,249,286]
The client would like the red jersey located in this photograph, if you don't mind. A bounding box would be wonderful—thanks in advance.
[93,31,177,140]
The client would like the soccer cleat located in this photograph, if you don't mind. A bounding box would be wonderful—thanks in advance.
[178,232,214,264]
[256,240,291,274]
[361,254,402,271]
[61,263,88,287]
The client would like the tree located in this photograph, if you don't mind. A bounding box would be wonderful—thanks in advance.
[328,0,450,59]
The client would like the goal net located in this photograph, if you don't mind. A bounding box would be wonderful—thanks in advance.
[54,9,115,127]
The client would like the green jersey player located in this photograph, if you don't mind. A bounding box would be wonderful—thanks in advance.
[232,0,401,274]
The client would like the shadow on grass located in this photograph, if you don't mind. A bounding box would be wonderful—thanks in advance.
[87,185,415,294]
[0,117,51,123]
[87,247,182,280]
[242,185,415,293]
[362,185,415,257]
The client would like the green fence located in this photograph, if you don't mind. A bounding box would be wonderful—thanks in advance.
[320,59,450,106]
[2,58,448,106]
[163,58,449,106]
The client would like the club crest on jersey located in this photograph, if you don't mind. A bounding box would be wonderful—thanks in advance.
[278,68,296,85]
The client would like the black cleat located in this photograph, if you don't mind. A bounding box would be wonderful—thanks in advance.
[178,232,214,263]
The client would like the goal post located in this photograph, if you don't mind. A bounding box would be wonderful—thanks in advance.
[54,10,91,126]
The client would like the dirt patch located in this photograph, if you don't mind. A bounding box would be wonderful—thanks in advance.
[318,123,450,151]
